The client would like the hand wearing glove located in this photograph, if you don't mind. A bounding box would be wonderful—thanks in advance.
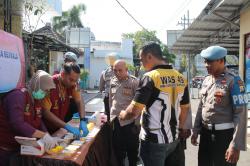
[79,120,89,137]
[40,133,58,151]
[64,124,81,137]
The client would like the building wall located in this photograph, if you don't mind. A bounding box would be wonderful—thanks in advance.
[167,30,184,47]
[0,16,3,30]
[239,6,250,79]
[239,6,250,134]
[0,15,22,37]
[88,39,133,89]
[88,56,133,89]
[49,51,64,74]
[89,57,109,89]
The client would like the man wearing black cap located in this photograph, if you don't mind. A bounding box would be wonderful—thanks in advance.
[191,46,247,166]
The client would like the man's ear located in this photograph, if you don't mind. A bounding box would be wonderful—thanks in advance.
[148,54,152,60]
[61,71,65,78]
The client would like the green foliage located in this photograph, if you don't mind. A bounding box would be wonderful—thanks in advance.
[23,0,46,32]
[52,4,86,36]
[127,64,136,72]
[190,55,198,77]
[160,44,176,64]
[122,30,176,64]
[80,69,89,80]
[123,30,160,57]
[179,55,187,73]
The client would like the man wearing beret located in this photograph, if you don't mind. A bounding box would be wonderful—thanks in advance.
[191,46,248,166]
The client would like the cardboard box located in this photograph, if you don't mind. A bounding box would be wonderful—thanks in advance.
[15,136,45,156]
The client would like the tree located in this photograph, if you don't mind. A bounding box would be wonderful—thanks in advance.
[179,55,187,74]
[123,30,160,56]
[22,0,47,78]
[122,30,176,64]
[191,55,198,77]
[23,0,46,32]
[52,4,86,36]
[161,44,176,64]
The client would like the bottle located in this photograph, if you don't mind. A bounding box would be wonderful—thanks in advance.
[90,111,101,127]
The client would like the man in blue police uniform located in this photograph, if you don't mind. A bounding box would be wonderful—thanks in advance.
[191,46,248,166]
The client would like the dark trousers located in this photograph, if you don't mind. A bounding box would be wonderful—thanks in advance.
[198,127,235,166]
[113,118,139,166]
[103,96,110,121]
[64,99,77,122]
[165,139,186,166]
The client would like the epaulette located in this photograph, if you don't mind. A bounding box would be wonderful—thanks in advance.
[110,75,117,81]
[20,88,27,93]
[129,75,137,79]
[226,69,237,77]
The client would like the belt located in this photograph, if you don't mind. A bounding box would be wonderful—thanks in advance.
[202,122,234,130]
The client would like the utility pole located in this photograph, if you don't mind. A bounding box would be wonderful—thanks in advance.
[177,10,192,30]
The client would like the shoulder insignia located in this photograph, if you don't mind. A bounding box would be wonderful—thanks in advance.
[129,75,137,79]
[226,70,237,77]
[21,88,27,92]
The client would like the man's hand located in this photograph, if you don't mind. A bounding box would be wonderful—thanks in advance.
[179,129,191,139]
[225,147,240,164]
[79,120,89,137]
[191,133,199,146]
[64,124,80,137]
[119,110,127,120]
[40,133,58,151]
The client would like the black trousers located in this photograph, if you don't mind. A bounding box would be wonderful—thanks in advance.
[113,118,139,166]
[198,127,235,166]
[64,99,78,122]
[165,139,186,166]
[103,95,110,121]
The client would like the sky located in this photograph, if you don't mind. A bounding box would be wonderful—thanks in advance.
[58,0,210,44]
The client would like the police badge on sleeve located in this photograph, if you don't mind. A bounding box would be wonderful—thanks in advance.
[231,76,248,106]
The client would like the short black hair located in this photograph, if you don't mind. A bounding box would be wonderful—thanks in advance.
[140,42,163,60]
[63,62,80,74]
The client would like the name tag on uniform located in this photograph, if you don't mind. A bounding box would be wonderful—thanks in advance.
[122,87,132,96]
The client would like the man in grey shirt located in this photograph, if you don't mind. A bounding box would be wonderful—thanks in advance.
[191,46,247,166]
[109,60,139,166]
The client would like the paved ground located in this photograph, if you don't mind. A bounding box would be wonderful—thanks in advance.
[187,88,250,166]
[83,88,250,166]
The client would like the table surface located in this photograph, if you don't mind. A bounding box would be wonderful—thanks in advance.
[31,121,101,166]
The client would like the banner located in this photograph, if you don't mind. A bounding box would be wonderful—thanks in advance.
[0,30,25,93]
[245,34,250,93]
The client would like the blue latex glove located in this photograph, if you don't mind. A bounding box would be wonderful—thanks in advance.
[73,112,79,118]
[64,124,80,137]
[79,120,89,137]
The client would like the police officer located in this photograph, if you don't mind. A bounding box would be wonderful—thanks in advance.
[99,53,117,121]
[191,46,247,166]
[53,52,78,75]
[109,60,139,166]
[64,52,78,63]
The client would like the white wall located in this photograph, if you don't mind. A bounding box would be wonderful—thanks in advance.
[49,51,64,75]
[89,57,109,89]
[87,39,134,89]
